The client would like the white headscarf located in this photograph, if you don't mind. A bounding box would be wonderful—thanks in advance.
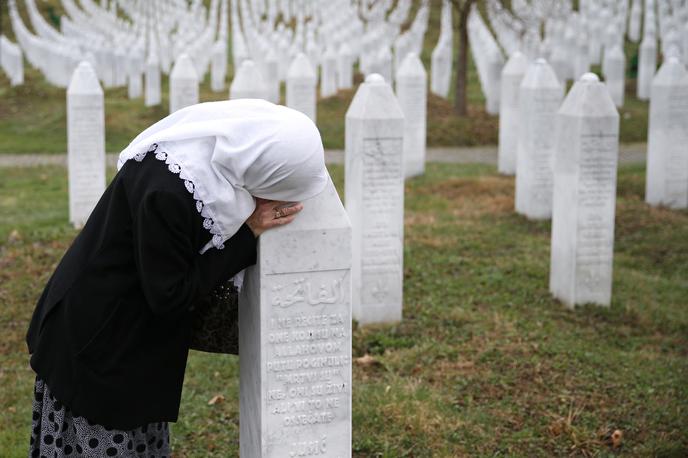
[117,99,328,252]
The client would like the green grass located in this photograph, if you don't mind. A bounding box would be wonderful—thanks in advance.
[0,0,650,154]
[1,163,686,457]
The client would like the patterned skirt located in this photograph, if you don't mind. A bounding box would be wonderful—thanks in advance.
[29,377,171,458]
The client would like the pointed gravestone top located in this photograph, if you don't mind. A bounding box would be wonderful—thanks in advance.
[653,56,688,86]
[171,53,197,79]
[347,73,404,119]
[232,60,265,91]
[68,61,103,95]
[559,72,618,117]
[397,52,425,78]
[503,51,528,76]
[522,58,560,89]
[287,52,316,79]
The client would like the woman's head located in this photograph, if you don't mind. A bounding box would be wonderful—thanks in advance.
[210,101,327,202]
[117,99,328,247]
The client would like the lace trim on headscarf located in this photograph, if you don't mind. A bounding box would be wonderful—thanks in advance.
[126,143,226,250]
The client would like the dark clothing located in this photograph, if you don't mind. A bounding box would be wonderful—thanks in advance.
[26,149,257,430]
[29,376,170,458]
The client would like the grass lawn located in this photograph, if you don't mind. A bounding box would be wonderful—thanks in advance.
[0,163,686,457]
[0,0,650,154]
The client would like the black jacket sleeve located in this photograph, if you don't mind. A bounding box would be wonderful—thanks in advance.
[134,190,257,315]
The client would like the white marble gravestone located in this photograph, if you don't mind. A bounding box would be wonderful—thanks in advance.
[645,57,688,209]
[67,61,105,228]
[550,73,620,308]
[287,53,317,122]
[211,40,228,92]
[321,47,337,98]
[239,178,352,458]
[396,52,427,178]
[169,54,199,113]
[637,33,657,101]
[230,59,268,100]
[145,53,162,107]
[515,58,564,220]
[264,48,280,103]
[485,48,504,115]
[127,59,143,99]
[337,43,353,90]
[345,74,405,325]
[603,44,625,107]
[498,51,529,175]
[430,40,451,98]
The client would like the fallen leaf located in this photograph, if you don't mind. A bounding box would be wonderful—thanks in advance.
[611,429,623,448]
[354,354,380,367]
[208,394,225,406]
[8,230,21,244]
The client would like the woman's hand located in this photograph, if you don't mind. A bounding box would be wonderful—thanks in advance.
[245,198,304,237]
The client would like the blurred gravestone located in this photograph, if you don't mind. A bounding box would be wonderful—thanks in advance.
[67,61,105,228]
[550,73,620,308]
[169,54,199,113]
[395,52,427,178]
[645,57,688,209]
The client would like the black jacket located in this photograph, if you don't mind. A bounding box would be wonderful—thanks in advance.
[26,150,257,430]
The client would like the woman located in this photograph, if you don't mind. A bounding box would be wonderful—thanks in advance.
[26,99,327,457]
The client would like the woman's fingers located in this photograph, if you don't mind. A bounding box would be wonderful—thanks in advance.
[246,199,303,237]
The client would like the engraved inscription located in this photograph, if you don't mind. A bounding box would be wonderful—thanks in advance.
[265,270,351,449]
[68,99,105,223]
[361,137,403,306]
[575,132,617,297]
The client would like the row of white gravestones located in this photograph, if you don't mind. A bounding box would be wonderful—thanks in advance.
[515,59,564,220]
[346,74,405,325]
[550,73,620,308]
[67,61,106,228]
[645,57,688,209]
[169,54,199,113]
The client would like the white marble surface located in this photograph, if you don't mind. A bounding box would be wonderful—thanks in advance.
[498,51,528,175]
[550,73,620,308]
[145,53,161,107]
[337,43,353,90]
[169,53,199,113]
[287,53,317,122]
[211,40,228,92]
[603,44,625,107]
[430,40,451,98]
[637,33,657,101]
[67,61,105,228]
[239,178,352,457]
[230,59,268,100]
[515,58,563,220]
[645,57,688,209]
[396,52,427,178]
[345,73,405,325]
[321,47,338,98]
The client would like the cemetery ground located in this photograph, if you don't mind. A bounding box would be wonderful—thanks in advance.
[1,162,686,457]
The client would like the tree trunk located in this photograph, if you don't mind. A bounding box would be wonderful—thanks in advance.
[454,1,473,116]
